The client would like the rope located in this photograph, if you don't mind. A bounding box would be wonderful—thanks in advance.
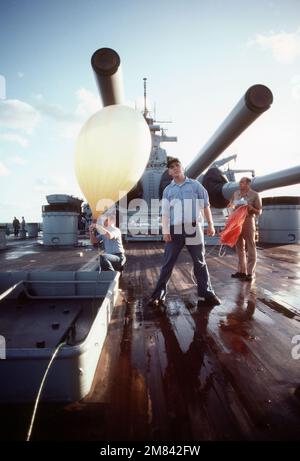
[26,341,66,442]
[188,242,228,286]
[218,244,227,257]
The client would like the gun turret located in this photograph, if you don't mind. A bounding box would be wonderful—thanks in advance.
[223,165,300,199]
[202,165,300,208]
[185,84,273,179]
[91,47,124,106]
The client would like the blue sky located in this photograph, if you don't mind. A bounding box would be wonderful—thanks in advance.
[0,0,300,222]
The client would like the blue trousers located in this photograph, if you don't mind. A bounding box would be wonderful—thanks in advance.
[151,231,214,300]
[100,253,126,271]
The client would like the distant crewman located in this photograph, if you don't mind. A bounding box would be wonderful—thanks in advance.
[12,217,20,237]
[228,177,262,281]
[90,212,126,272]
[21,216,26,230]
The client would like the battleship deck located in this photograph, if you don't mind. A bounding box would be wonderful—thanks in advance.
[0,238,300,440]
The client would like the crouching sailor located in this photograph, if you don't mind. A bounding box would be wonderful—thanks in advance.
[90,212,126,272]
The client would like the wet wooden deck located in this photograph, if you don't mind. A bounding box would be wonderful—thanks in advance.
[1,241,300,441]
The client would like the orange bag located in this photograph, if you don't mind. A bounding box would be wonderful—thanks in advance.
[219,205,248,247]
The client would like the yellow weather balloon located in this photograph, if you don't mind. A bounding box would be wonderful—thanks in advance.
[75,104,151,220]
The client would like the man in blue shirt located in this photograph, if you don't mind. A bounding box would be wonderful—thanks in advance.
[149,158,221,306]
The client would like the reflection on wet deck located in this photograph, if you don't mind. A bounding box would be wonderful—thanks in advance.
[1,241,300,440]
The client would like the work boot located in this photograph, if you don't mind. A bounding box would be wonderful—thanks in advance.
[231,272,246,279]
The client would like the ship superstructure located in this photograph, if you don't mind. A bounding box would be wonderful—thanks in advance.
[123,78,177,240]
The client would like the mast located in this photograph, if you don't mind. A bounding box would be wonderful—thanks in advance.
[143,77,149,118]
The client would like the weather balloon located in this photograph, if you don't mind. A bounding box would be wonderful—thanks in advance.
[75,104,151,219]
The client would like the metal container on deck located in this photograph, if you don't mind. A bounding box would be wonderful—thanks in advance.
[46,194,81,205]
[258,197,300,244]
[0,270,120,403]
[42,212,78,246]
[26,223,39,238]
[0,227,6,249]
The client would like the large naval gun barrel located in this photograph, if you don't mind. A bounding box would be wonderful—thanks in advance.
[185,84,273,179]
[202,165,300,208]
[222,165,300,200]
[91,47,124,106]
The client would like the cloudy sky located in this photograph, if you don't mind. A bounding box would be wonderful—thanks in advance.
[0,0,299,222]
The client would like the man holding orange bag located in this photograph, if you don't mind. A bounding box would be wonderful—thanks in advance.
[228,177,262,282]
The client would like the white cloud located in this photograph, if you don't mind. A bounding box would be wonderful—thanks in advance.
[75,88,101,117]
[60,88,147,139]
[63,88,101,139]
[33,94,78,122]
[0,74,6,99]
[248,27,300,64]
[0,87,104,143]
[0,132,29,147]
[10,156,27,165]
[0,99,41,133]
[30,89,100,140]
[0,199,43,222]
[0,161,10,176]
[290,75,300,100]
[33,89,100,122]
[34,175,69,193]
[62,121,82,140]
[0,201,19,222]
[0,201,18,212]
